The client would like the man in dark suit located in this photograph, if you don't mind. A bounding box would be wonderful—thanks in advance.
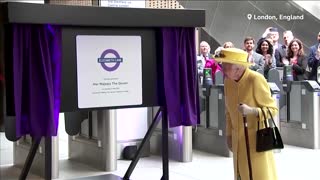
[308,32,320,82]
[275,30,294,67]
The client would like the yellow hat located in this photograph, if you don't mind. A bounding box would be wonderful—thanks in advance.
[215,48,251,66]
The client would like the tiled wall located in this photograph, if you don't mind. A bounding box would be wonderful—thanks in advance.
[48,0,93,6]
[146,0,183,9]
[47,0,183,9]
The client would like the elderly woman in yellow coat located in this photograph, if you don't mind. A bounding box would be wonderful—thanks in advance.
[215,48,278,180]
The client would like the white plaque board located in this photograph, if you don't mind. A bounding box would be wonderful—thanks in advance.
[76,35,142,108]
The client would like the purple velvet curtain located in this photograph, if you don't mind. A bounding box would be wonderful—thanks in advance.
[12,24,61,138]
[161,27,200,127]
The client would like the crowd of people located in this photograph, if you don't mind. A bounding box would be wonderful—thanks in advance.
[197,28,320,83]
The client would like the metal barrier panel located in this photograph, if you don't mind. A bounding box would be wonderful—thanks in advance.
[13,136,59,178]
[209,87,219,128]
[290,84,302,122]
[68,110,117,171]
[272,93,280,128]
[192,85,231,157]
[313,92,320,149]
[280,81,320,149]
[150,107,193,162]
[116,108,149,160]
[268,82,281,128]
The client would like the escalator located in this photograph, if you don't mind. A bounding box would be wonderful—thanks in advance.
[293,1,320,20]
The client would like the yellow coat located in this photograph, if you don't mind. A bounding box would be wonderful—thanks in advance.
[224,68,278,180]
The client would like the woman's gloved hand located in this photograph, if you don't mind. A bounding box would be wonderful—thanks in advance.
[238,103,258,116]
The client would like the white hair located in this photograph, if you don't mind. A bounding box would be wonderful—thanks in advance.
[283,30,293,37]
[200,41,210,47]
[214,46,224,56]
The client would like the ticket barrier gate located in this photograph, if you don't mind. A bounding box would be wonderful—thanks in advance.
[66,108,150,171]
[268,67,320,149]
[257,68,264,76]
[268,67,291,126]
[149,69,211,162]
[149,107,192,162]
[317,66,320,84]
[280,81,320,149]
[268,82,281,154]
[268,82,281,128]
[193,71,231,157]
[13,134,59,178]
[65,110,117,171]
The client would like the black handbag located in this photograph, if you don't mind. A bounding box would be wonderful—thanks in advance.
[256,108,284,152]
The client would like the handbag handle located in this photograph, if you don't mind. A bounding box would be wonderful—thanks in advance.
[266,107,277,128]
[258,108,277,130]
[258,109,268,130]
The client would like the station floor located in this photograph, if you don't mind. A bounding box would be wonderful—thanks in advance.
[1,119,320,180]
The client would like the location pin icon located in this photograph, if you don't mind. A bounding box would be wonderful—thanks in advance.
[247,14,252,20]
